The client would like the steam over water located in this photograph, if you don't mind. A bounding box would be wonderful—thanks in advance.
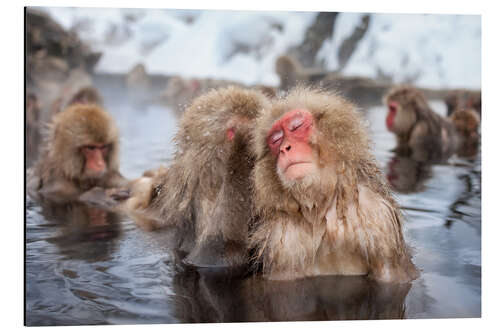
[25,80,481,325]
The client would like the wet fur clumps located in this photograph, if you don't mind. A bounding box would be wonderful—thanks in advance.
[127,86,271,269]
[251,86,418,283]
[28,104,123,197]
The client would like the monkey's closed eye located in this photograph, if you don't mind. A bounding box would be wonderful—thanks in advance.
[270,130,283,144]
[289,117,304,131]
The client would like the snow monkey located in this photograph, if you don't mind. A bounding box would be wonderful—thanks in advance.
[250,87,419,283]
[384,85,460,162]
[27,104,126,202]
[121,86,271,269]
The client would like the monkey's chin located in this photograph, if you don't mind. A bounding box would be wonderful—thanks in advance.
[84,169,107,180]
[278,163,319,189]
[284,163,315,179]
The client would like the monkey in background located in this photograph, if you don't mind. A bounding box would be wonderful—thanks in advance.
[27,104,126,203]
[385,85,480,161]
[119,86,271,269]
[449,108,481,157]
[383,85,460,162]
[50,85,103,119]
[250,87,418,283]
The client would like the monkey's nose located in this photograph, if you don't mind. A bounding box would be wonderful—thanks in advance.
[281,144,292,154]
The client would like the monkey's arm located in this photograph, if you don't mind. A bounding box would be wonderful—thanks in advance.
[38,178,82,202]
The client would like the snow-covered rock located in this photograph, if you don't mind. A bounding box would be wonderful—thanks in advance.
[38,7,481,89]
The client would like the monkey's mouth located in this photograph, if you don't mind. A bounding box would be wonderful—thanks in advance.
[282,161,315,179]
[284,161,312,171]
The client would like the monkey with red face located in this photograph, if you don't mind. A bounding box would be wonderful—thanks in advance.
[384,85,460,162]
[251,87,418,283]
[27,104,126,203]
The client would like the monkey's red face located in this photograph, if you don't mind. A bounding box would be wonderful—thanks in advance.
[386,101,399,130]
[267,109,317,181]
[81,143,110,177]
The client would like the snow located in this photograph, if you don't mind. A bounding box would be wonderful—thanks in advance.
[37,7,480,89]
[319,13,481,89]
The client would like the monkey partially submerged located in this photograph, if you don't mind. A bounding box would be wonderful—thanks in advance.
[121,86,270,269]
[384,85,460,162]
[250,87,418,283]
[117,86,418,282]
[27,104,126,203]
[384,85,480,161]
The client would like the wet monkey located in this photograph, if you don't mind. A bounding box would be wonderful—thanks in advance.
[449,108,481,157]
[27,104,126,203]
[120,86,271,269]
[250,87,418,283]
[384,85,459,162]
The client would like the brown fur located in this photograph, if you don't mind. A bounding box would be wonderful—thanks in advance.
[384,85,460,162]
[26,92,42,164]
[27,104,125,201]
[449,108,481,157]
[251,87,418,282]
[123,86,271,268]
[67,86,103,107]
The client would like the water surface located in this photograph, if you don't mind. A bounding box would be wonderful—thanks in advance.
[25,84,481,325]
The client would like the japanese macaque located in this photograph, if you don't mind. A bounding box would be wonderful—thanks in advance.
[449,108,481,157]
[250,87,418,283]
[384,85,460,162]
[121,86,271,269]
[27,104,126,203]
[26,92,42,164]
[67,86,103,106]
[445,89,481,117]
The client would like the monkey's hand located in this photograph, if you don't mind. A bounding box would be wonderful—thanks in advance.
[105,187,131,201]
[79,186,128,209]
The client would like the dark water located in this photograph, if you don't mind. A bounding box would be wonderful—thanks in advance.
[25,85,481,325]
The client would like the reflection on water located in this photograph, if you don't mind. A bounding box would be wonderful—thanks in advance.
[171,268,411,322]
[25,84,481,325]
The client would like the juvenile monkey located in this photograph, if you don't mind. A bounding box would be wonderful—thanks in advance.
[449,108,481,157]
[121,86,270,269]
[384,85,460,162]
[27,104,126,203]
[251,87,418,283]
